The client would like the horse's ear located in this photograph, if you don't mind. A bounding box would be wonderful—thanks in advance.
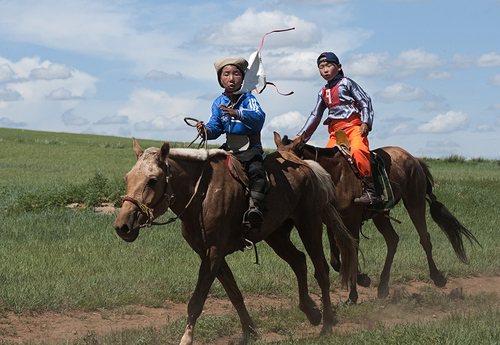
[291,133,305,151]
[133,137,143,160]
[273,131,282,148]
[157,141,170,163]
[298,133,305,145]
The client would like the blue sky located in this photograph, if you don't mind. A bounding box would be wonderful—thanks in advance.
[0,0,499,158]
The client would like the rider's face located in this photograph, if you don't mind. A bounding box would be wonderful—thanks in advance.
[220,65,243,93]
[318,62,341,82]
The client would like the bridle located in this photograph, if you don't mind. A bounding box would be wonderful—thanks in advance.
[122,162,177,228]
[122,160,206,228]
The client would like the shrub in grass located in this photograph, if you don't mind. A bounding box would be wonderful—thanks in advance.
[442,154,466,163]
[10,172,126,211]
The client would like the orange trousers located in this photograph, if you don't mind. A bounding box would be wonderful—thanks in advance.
[326,125,372,177]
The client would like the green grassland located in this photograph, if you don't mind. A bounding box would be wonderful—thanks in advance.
[1,127,500,344]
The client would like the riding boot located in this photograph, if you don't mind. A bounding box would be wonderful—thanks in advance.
[246,191,265,229]
[354,176,382,205]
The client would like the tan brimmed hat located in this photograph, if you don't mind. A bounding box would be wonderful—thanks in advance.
[214,57,248,87]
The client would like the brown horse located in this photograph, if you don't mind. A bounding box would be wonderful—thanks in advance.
[274,132,480,304]
[114,138,358,345]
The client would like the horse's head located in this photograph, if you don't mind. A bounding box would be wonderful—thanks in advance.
[273,131,305,157]
[114,138,173,242]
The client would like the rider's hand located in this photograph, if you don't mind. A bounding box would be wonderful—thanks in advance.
[196,121,205,132]
[360,123,369,137]
[218,104,238,118]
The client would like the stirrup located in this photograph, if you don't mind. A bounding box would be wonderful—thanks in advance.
[243,207,263,231]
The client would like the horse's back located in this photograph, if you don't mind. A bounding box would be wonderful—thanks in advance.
[375,146,427,200]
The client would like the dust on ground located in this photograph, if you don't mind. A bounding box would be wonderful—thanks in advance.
[7,205,496,344]
[1,275,498,344]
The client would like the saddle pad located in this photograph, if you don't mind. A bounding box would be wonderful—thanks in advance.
[368,152,395,211]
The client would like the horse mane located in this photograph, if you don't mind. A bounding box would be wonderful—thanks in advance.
[169,148,228,161]
[142,147,228,162]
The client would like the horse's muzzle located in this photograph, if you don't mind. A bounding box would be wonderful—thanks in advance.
[114,222,140,242]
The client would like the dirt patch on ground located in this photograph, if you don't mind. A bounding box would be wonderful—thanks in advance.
[1,275,498,344]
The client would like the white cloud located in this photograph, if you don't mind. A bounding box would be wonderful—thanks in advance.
[47,87,83,100]
[477,53,500,67]
[489,74,500,86]
[421,98,451,112]
[0,64,18,83]
[144,70,183,81]
[393,48,446,70]
[424,139,460,149]
[267,111,306,130]
[451,53,475,70]
[195,8,319,49]
[418,111,469,133]
[475,124,495,132]
[61,108,89,126]
[268,51,319,80]
[134,115,185,131]
[282,0,353,3]
[387,123,414,135]
[0,0,180,71]
[0,117,27,128]
[117,89,196,129]
[30,63,73,80]
[0,87,23,101]
[343,53,391,77]
[427,71,452,80]
[375,83,428,103]
[94,115,129,125]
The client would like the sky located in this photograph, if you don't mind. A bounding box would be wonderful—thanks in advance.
[0,0,499,159]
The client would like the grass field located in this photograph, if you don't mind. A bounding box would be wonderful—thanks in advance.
[1,127,499,344]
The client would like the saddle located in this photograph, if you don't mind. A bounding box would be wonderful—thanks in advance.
[335,130,395,211]
[226,154,250,189]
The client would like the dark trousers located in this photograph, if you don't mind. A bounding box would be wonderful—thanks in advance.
[232,146,268,198]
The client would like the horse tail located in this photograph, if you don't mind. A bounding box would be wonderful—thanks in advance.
[304,160,358,288]
[418,158,481,263]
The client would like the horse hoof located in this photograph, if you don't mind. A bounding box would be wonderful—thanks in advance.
[377,286,389,299]
[330,258,341,272]
[433,275,447,287]
[357,273,371,287]
[320,324,334,336]
[306,308,322,326]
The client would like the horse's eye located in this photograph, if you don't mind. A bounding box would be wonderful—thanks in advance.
[147,179,157,187]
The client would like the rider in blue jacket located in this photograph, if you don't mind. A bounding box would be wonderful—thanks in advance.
[197,57,268,230]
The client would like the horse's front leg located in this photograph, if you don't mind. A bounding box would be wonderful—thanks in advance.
[180,245,222,345]
[216,258,256,344]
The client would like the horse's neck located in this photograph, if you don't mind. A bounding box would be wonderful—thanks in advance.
[303,146,350,183]
[167,157,207,208]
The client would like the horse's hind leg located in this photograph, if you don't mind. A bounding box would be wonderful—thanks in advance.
[216,258,256,343]
[404,199,447,287]
[372,213,400,299]
[326,225,341,272]
[265,222,322,326]
[295,218,336,335]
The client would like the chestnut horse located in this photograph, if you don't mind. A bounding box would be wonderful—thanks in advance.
[114,138,358,345]
[274,132,479,304]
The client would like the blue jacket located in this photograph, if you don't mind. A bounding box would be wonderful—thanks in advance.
[205,92,265,140]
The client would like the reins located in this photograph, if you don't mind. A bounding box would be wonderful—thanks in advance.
[184,117,208,149]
